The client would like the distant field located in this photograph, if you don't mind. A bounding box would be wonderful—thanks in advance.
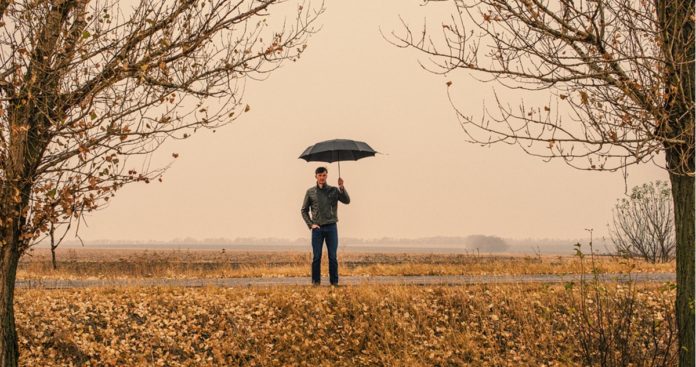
[18,248,676,280]
[16,283,676,367]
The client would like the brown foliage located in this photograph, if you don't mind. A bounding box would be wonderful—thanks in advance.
[15,283,676,366]
[0,0,323,252]
[0,2,323,364]
[391,2,693,362]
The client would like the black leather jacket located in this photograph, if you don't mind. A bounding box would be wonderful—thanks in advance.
[301,184,350,229]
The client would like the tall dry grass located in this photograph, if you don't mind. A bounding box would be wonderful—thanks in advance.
[17,248,675,280]
[16,283,675,366]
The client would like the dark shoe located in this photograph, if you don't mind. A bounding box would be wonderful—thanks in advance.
[312,282,320,286]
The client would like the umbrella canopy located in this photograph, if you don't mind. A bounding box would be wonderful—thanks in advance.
[298,139,377,163]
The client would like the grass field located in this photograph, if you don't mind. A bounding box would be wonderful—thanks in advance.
[16,283,676,366]
[15,248,677,366]
[18,248,675,280]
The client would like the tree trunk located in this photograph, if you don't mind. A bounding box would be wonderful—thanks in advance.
[50,224,57,271]
[670,172,695,367]
[657,0,694,364]
[51,248,57,271]
[0,234,20,367]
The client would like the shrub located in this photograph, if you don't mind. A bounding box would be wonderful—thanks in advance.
[608,181,675,263]
[567,242,677,366]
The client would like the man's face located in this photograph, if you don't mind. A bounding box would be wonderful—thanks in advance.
[315,171,327,185]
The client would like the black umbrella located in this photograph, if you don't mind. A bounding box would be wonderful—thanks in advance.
[299,139,378,177]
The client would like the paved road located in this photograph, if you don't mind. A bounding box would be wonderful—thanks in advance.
[16,272,676,289]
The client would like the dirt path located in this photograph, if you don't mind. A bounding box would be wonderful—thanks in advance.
[16,272,675,289]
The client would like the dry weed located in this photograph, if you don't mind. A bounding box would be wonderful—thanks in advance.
[17,249,675,280]
[16,283,675,366]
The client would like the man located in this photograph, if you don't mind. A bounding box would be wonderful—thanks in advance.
[301,166,350,286]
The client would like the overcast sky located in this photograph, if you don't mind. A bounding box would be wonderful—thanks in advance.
[75,0,666,244]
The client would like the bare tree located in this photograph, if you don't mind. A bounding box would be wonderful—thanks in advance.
[0,0,322,365]
[609,180,675,263]
[390,0,693,364]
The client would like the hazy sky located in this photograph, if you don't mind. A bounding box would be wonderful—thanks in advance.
[77,0,666,243]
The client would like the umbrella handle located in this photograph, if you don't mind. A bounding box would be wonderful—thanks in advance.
[338,160,341,179]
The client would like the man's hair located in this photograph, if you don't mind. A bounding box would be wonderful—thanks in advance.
[315,166,328,175]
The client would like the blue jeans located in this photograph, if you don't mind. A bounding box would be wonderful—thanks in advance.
[311,223,339,285]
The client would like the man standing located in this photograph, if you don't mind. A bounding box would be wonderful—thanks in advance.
[301,166,350,286]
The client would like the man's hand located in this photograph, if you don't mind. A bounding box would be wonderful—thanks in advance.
[311,224,320,230]
[338,177,344,189]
